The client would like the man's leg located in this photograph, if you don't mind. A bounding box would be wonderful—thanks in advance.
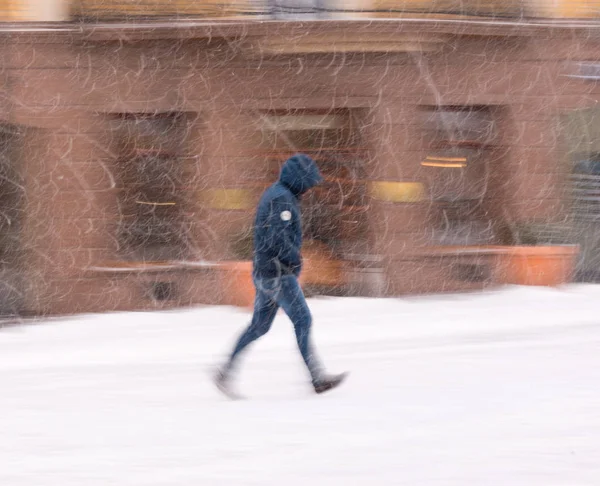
[276,275,324,385]
[223,278,280,375]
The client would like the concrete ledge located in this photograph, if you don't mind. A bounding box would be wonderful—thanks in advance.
[3,17,600,40]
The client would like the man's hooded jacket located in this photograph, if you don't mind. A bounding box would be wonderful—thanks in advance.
[252,154,323,279]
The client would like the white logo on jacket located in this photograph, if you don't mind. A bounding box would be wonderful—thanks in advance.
[280,210,292,221]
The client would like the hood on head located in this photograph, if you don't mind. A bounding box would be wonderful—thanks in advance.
[278,153,323,195]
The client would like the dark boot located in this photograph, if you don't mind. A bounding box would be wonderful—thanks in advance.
[313,372,348,394]
[212,367,243,400]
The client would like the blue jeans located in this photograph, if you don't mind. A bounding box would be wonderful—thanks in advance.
[225,274,323,384]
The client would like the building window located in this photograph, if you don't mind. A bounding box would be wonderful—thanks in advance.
[376,0,525,18]
[420,106,497,245]
[255,109,371,291]
[562,108,600,281]
[114,112,192,262]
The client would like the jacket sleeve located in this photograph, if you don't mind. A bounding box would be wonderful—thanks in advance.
[265,197,302,276]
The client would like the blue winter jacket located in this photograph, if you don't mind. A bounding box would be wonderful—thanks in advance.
[253,154,323,279]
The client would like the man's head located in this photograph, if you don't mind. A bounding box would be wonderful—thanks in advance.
[278,154,323,195]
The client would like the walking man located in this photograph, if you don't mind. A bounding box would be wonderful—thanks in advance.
[214,154,347,397]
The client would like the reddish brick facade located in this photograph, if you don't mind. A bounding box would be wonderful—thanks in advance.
[0,20,596,315]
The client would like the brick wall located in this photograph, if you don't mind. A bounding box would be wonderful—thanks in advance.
[0,22,594,314]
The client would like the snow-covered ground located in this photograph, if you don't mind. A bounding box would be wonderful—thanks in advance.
[1,285,599,485]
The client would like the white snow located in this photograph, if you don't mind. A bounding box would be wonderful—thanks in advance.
[1,285,600,485]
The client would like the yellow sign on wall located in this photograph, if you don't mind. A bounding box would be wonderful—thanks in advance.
[200,188,254,210]
[369,181,425,203]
